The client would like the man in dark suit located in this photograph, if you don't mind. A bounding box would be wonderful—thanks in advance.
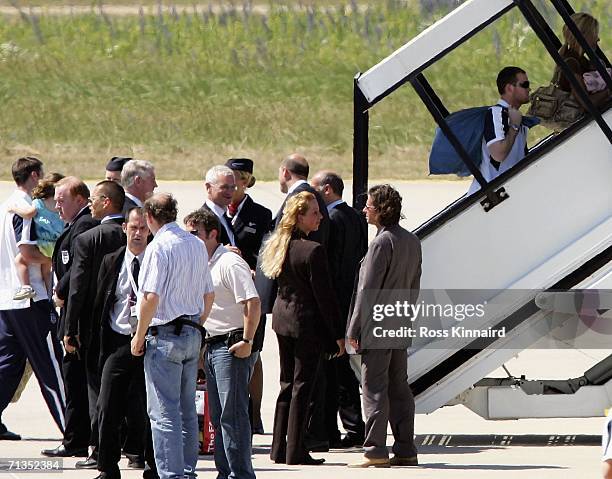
[202,165,237,247]
[256,154,330,317]
[94,207,157,479]
[311,170,367,448]
[120,160,157,216]
[43,177,99,458]
[275,154,329,245]
[347,184,422,468]
[63,180,127,469]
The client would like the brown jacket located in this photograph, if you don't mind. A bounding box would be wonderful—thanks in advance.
[272,235,342,352]
[346,223,422,346]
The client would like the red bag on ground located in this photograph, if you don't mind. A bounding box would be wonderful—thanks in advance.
[196,379,215,455]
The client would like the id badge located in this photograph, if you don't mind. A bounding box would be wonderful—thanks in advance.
[61,250,69,265]
[130,305,137,318]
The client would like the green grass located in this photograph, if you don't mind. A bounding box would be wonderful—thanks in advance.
[1,0,362,6]
[0,0,609,180]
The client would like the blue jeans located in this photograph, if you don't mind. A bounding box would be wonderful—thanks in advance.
[144,320,201,479]
[205,342,258,479]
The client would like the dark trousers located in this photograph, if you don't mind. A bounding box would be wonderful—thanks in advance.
[85,341,101,450]
[0,300,65,432]
[361,349,417,459]
[317,354,365,443]
[305,358,327,443]
[97,329,156,478]
[310,354,365,444]
[335,354,365,440]
[61,352,90,450]
[271,334,322,465]
[121,378,147,456]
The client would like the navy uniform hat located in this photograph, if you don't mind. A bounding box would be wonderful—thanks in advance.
[105,156,132,172]
[225,158,254,174]
[225,158,256,187]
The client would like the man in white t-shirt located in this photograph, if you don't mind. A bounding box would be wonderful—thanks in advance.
[0,157,65,440]
[184,208,260,479]
[468,66,532,195]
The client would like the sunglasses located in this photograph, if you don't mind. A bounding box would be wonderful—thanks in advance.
[189,230,200,236]
[515,80,530,89]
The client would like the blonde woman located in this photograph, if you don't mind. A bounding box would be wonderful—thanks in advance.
[555,12,610,108]
[261,191,344,466]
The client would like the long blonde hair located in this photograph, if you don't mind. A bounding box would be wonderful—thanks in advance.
[260,191,315,279]
[561,12,599,56]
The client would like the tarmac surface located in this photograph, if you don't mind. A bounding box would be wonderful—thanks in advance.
[0,180,608,478]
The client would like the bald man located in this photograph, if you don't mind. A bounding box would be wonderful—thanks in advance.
[274,154,329,245]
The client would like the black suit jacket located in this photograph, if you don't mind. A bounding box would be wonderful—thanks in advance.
[271,236,342,352]
[328,202,368,322]
[274,182,329,247]
[202,202,233,246]
[256,182,330,314]
[64,218,126,349]
[231,195,272,270]
[121,195,140,217]
[51,207,99,339]
[93,246,127,367]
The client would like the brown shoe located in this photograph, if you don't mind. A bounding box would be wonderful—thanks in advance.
[348,457,390,468]
[390,455,418,466]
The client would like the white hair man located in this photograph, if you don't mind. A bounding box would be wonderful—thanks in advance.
[202,165,238,247]
[121,160,158,214]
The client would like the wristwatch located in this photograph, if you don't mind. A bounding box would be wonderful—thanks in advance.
[242,338,252,344]
[510,123,520,132]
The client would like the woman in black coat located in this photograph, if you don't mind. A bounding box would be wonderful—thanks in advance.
[260,191,344,465]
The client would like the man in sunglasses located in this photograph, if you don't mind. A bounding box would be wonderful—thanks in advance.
[468,66,532,195]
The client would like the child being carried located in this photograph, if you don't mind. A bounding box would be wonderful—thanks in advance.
[9,173,65,300]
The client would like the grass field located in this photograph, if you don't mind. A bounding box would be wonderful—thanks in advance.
[0,0,609,181]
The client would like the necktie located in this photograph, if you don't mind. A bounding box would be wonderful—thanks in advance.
[130,257,140,301]
[227,202,239,217]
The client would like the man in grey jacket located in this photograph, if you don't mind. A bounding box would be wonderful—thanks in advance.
[346,184,422,468]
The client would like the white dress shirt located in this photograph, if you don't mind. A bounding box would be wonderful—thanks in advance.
[125,193,143,208]
[110,248,144,335]
[287,179,308,194]
[326,199,344,212]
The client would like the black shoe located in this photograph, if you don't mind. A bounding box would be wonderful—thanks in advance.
[41,444,87,457]
[126,456,145,469]
[339,435,364,448]
[75,455,98,469]
[300,454,325,465]
[0,429,21,441]
[305,439,329,453]
[91,473,119,479]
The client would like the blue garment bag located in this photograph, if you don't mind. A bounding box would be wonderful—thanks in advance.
[428,106,540,177]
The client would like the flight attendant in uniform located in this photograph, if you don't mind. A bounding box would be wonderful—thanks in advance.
[225,158,272,434]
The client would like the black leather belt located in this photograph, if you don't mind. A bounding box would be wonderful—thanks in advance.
[205,333,231,345]
[205,328,244,347]
[148,315,206,339]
